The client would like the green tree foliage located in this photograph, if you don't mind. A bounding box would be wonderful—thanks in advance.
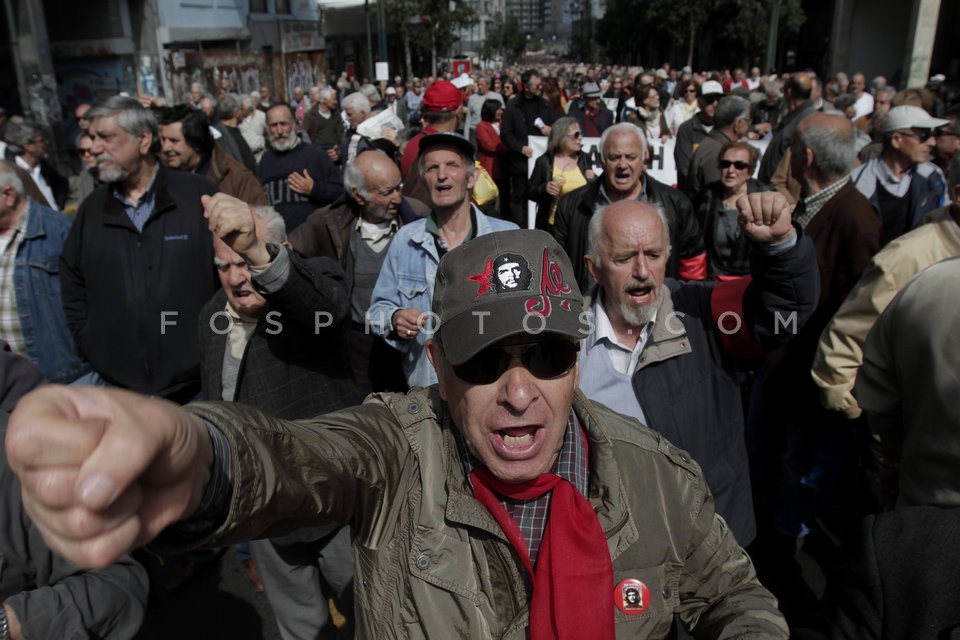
[596,0,804,68]
[386,0,477,76]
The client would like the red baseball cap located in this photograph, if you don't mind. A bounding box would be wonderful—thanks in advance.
[422,80,462,113]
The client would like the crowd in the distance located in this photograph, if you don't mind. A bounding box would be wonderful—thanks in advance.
[0,54,958,639]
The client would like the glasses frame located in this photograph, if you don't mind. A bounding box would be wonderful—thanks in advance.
[452,339,580,386]
[719,159,751,171]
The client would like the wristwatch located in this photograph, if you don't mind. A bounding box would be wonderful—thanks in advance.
[0,603,10,640]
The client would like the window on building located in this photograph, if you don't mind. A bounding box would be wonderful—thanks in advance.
[250,0,267,12]
[276,0,291,13]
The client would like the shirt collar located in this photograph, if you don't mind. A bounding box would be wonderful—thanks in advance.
[111,166,160,208]
[798,175,850,226]
[597,176,647,207]
[589,290,657,353]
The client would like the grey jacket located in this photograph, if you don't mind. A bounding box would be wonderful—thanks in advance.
[184,388,788,638]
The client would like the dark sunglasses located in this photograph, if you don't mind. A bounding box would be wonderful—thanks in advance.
[899,128,934,140]
[453,339,580,385]
[702,95,721,104]
[719,159,750,170]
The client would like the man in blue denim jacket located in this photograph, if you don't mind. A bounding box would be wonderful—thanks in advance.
[367,132,517,387]
[0,161,94,384]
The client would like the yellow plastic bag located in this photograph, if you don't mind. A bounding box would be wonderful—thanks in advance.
[472,161,499,206]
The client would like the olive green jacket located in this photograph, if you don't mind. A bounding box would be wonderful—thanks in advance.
[187,388,787,639]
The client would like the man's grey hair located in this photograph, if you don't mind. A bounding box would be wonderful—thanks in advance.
[714,96,751,130]
[343,156,370,198]
[2,118,39,154]
[308,86,322,99]
[360,84,381,104]
[599,122,647,163]
[0,160,26,196]
[342,92,371,116]
[240,95,255,110]
[318,87,336,103]
[251,206,287,245]
[948,150,960,190]
[796,116,856,180]
[87,96,160,154]
[221,93,242,118]
[587,201,671,267]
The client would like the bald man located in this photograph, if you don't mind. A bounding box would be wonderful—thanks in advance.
[758,71,816,184]
[289,150,430,394]
[578,196,819,548]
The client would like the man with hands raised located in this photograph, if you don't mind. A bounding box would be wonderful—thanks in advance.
[579,191,818,550]
[8,223,794,638]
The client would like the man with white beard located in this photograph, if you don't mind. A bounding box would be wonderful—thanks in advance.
[577,196,819,548]
[257,104,345,231]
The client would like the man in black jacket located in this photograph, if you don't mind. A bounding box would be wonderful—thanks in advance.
[500,69,556,225]
[579,194,819,547]
[60,96,219,403]
[553,122,705,292]
[198,193,358,640]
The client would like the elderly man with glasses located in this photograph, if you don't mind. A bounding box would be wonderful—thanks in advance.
[851,105,948,244]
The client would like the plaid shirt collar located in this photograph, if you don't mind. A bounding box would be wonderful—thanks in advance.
[456,408,589,564]
[796,176,849,229]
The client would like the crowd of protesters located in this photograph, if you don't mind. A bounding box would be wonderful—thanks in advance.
[0,55,959,639]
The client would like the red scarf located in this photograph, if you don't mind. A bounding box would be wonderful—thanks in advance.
[470,466,615,640]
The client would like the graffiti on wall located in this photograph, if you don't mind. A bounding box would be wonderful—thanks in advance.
[285,52,328,100]
[169,49,263,103]
[166,49,327,105]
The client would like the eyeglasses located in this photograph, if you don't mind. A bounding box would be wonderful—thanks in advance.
[702,95,721,104]
[685,88,698,94]
[719,159,750,170]
[452,338,580,385]
[567,131,582,139]
[935,128,958,138]
[898,129,934,141]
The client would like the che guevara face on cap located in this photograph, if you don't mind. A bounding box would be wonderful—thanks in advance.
[432,229,585,365]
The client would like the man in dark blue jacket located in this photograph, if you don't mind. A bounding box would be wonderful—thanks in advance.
[578,194,819,546]
[60,96,219,403]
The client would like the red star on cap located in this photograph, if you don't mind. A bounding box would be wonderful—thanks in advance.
[466,258,494,297]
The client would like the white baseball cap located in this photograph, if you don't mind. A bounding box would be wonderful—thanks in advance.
[700,80,724,96]
[883,105,949,134]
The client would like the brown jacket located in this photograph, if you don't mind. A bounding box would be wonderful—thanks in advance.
[767,180,881,413]
[288,196,429,264]
[206,144,268,206]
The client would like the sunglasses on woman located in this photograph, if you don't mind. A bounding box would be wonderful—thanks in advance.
[719,159,750,170]
[452,338,580,385]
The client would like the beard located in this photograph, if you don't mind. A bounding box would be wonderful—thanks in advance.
[617,280,659,327]
[267,130,300,152]
[96,153,129,183]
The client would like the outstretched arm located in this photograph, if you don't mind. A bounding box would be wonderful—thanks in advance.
[6,386,213,569]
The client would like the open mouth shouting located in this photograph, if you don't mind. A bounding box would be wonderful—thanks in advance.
[490,425,545,460]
